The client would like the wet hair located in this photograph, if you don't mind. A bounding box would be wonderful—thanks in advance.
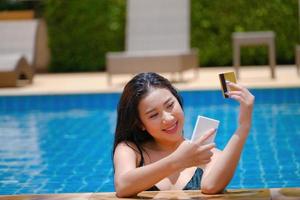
[112,72,183,158]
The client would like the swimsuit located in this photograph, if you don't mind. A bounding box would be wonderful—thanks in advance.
[139,152,203,191]
[146,168,203,191]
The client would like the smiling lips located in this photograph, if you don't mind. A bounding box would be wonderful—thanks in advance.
[163,121,179,134]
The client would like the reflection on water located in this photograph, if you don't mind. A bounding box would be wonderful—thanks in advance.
[0,89,300,194]
[0,114,43,192]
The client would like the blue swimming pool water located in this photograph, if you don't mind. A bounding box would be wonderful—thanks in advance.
[0,88,299,194]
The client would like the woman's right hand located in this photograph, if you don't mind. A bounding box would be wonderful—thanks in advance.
[171,129,216,169]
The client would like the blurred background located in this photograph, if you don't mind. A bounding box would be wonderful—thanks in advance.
[0,0,298,73]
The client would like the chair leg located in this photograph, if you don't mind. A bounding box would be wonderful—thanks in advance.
[269,42,276,79]
[296,47,300,76]
[233,43,240,79]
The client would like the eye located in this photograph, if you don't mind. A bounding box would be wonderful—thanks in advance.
[167,102,174,109]
[149,113,158,119]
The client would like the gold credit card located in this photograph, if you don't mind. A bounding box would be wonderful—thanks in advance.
[219,72,237,98]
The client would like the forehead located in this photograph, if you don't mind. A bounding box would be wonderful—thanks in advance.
[139,88,174,109]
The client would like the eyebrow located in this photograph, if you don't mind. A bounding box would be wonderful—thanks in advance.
[145,97,173,115]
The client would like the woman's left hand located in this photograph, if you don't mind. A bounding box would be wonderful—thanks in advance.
[201,83,254,194]
[226,82,255,130]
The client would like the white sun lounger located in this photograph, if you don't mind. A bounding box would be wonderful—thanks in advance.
[0,19,49,87]
[106,0,198,84]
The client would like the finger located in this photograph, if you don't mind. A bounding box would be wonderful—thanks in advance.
[228,82,253,97]
[200,151,214,161]
[228,94,246,105]
[227,91,245,100]
[227,91,242,96]
[201,151,213,159]
[195,128,216,144]
[199,143,216,151]
[201,158,211,164]
[226,81,243,91]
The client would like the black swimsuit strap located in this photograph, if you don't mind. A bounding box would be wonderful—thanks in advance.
[136,145,145,167]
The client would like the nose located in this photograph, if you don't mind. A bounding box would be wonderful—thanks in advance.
[162,111,174,124]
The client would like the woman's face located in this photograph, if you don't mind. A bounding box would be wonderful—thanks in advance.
[138,88,184,145]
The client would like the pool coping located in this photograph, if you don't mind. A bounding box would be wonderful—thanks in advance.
[0,188,300,199]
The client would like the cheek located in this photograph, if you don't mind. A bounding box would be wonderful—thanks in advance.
[144,119,160,131]
[175,105,184,118]
[140,116,157,131]
[180,109,184,120]
[175,107,185,127]
[179,111,185,124]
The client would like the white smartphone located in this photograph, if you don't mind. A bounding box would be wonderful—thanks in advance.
[191,115,220,144]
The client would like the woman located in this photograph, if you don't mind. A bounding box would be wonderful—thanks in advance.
[113,72,254,197]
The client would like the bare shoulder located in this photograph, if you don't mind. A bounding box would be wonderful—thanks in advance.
[115,141,140,154]
[114,142,142,167]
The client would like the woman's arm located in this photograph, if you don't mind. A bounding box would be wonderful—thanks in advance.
[201,82,255,194]
[114,131,216,197]
[114,142,178,197]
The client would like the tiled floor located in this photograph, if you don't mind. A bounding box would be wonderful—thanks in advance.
[0,65,299,95]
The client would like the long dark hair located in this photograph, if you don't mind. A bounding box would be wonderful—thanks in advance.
[112,72,183,158]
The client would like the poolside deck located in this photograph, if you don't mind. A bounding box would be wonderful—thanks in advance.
[0,65,299,95]
[1,188,300,200]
